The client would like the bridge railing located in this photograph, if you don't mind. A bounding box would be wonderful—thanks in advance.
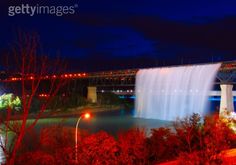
[1,61,236,83]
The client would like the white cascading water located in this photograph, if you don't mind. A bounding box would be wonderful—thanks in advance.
[135,63,221,121]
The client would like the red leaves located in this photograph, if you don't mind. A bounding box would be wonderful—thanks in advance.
[147,128,179,163]
[177,114,236,164]
[78,131,119,165]
[13,114,236,165]
[16,151,55,165]
[118,128,148,165]
[40,125,73,151]
[77,128,149,165]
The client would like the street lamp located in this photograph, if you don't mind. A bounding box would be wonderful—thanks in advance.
[75,112,91,163]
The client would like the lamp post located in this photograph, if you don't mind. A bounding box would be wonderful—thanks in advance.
[75,113,91,163]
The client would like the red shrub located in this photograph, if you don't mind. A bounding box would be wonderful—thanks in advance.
[174,113,202,153]
[15,151,55,165]
[39,125,74,152]
[147,127,179,163]
[117,128,148,165]
[77,131,119,165]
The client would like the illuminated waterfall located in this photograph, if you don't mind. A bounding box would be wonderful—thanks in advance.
[135,63,221,121]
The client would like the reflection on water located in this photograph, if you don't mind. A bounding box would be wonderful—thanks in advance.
[34,109,172,136]
[65,109,172,135]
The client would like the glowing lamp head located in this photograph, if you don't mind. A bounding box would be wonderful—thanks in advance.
[84,113,91,119]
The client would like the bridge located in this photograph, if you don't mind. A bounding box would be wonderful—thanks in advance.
[1,61,236,114]
[2,61,236,85]
[83,62,236,88]
[98,90,236,97]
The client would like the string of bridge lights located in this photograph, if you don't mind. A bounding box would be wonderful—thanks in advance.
[4,73,88,82]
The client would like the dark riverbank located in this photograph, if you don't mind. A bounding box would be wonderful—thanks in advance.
[9,105,127,120]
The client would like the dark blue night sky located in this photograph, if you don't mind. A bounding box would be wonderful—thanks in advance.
[0,0,236,71]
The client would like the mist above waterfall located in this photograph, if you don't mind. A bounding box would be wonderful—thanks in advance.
[135,63,221,121]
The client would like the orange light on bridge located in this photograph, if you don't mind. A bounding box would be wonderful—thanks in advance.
[39,93,50,97]
[11,78,16,81]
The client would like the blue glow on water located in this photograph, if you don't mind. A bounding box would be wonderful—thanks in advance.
[119,96,126,99]
[130,96,135,99]
[208,96,236,101]
[119,95,135,99]
[209,97,221,101]
[119,95,236,102]
[119,95,236,114]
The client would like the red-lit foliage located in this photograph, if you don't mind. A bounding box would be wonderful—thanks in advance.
[0,33,67,165]
[9,114,236,165]
[177,114,236,164]
[77,131,119,165]
[16,151,55,165]
[147,127,179,163]
[117,128,148,165]
[200,115,235,163]
[15,125,86,165]
[173,113,202,153]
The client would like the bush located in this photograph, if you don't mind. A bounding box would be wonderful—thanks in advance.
[39,125,74,152]
[147,127,179,163]
[201,115,235,162]
[118,128,148,165]
[78,131,119,165]
[15,125,77,165]
[16,151,55,165]
[47,94,88,111]
[177,114,236,164]
[173,113,202,153]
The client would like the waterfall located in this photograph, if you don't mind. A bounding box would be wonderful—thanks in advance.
[135,63,221,121]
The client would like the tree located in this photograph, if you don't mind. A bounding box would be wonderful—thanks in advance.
[201,115,235,163]
[14,124,87,165]
[77,131,119,165]
[117,128,148,165]
[0,32,67,164]
[0,93,21,110]
[147,127,179,163]
[173,113,202,153]
[176,114,236,164]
